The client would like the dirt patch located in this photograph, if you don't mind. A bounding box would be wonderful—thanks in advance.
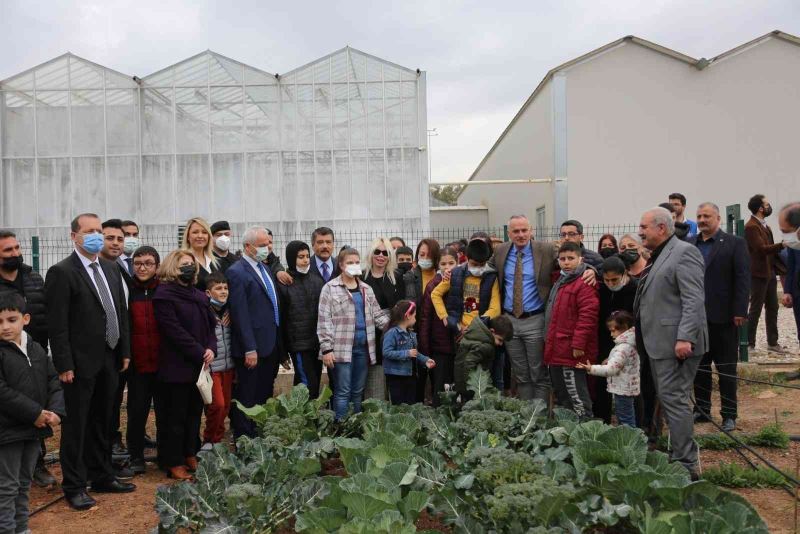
[416,510,452,532]
[320,456,346,477]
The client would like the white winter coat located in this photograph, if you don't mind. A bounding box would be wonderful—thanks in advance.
[588,328,640,396]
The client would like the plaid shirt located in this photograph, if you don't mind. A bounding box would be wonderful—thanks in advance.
[317,276,389,364]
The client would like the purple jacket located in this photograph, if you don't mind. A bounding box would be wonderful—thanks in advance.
[153,282,217,383]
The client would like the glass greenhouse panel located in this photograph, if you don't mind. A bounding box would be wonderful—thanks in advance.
[36,91,69,156]
[107,156,140,220]
[2,159,36,227]
[1,91,35,157]
[71,89,105,155]
[141,155,174,223]
[106,89,139,154]
[176,154,211,220]
[72,157,106,217]
[37,158,71,226]
[245,152,280,222]
[212,153,243,221]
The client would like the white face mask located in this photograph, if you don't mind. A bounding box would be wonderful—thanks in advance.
[418,259,433,270]
[468,266,486,277]
[123,237,139,256]
[296,264,310,274]
[215,235,231,252]
[345,264,362,277]
[783,231,800,250]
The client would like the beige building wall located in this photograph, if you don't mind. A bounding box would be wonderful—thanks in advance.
[565,36,800,225]
[429,206,489,228]
[457,82,556,228]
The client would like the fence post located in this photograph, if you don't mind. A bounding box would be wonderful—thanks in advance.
[31,236,40,274]
[503,225,509,242]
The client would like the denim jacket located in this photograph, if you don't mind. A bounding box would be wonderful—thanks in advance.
[382,326,430,376]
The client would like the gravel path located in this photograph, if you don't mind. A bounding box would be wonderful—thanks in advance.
[749,288,799,363]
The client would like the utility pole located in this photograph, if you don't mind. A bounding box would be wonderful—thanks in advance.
[426,128,438,182]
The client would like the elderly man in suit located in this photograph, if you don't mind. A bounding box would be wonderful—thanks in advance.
[44,213,135,510]
[691,203,750,432]
[780,203,800,346]
[491,215,595,402]
[744,194,786,352]
[634,207,707,478]
[226,226,283,439]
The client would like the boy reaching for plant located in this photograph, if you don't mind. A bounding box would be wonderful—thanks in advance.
[454,315,514,400]
[577,311,639,427]
[544,242,599,419]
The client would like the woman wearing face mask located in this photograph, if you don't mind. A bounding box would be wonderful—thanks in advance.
[180,217,219,290]
[402,239,441,306]
[418,247,459,405]
[594,256,638,425]
[278,241,325,399]
[361,238,404,400]
[618,234,648,278]
[318,248,389,420]
[152,250,216,480]
[598,234,619,259]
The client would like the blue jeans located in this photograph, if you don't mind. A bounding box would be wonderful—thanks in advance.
[332,342,368,420]
[614,394,636,427]
[491,348,505,390]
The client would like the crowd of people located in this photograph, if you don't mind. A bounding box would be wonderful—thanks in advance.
[0,193,799,532]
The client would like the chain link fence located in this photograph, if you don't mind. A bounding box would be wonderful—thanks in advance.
[15,224,639,276]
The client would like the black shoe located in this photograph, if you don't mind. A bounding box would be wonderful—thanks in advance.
[693,412,710,424]
[66,491,97,510]
[115,466,135,480]
[689,469,700,482]
[721,418,736,432]
[143,433,157,449]
[130,458,147,475]
[90,479,136,493]
[111,441,128,456]
[32,461,56,487]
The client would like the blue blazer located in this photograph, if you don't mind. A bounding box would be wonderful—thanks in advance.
[786,249,800,299]
[226,257,280,359]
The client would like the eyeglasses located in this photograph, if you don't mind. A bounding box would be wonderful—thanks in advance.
[559,232,580,238]
[373,250,389,257]
[133,261,157,269]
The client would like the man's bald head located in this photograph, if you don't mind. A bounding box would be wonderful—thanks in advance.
[779,203,800,233]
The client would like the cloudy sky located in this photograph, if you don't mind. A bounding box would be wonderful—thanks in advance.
[1,0,798,183]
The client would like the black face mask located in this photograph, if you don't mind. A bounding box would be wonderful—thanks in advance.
[620,249,640,265]
[599,248,617,259]
[397,262,413,274]
[0,255,22,272]
[178,265,195,284]
[763,205,773,218]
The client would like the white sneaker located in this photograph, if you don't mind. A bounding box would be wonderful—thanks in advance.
[768,344,787,353]
[200,442,213,452]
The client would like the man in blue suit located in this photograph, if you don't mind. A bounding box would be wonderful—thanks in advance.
[226,226,282,438]
[779,203,800,346]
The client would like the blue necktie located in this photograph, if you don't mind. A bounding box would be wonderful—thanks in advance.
[257,262,280,326]
[321,262,330,282]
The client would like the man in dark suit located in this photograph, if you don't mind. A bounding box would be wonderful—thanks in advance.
[44,213,134,511]
[744,194,786,352]
[308,227,339,283]
[226,226,282,438]
[779,203,800,346]
[692,203,750,431]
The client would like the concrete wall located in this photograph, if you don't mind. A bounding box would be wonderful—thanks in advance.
[457,82,555,228]
[564,36,800,225]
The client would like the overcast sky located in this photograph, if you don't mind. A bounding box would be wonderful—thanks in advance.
[1,0,798,183]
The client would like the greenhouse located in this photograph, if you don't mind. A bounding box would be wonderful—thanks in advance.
[0,48,429,238]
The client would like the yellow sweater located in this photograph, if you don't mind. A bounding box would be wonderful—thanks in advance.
[431,276,501,330]
[421,268,435,295]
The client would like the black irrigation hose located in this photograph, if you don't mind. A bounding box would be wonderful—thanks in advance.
[695,367,800,391]
[693,401,799,497]
[29,494,66,517]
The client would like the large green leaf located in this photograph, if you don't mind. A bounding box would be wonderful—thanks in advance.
[279,384,311,416]
[294,506,347,533]
[466,368,492,399]
[341,493,396,520]
[382,461,418,487]
[399,490,430,523]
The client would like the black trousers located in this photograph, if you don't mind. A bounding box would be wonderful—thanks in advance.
[415,365,431,403]
[126,371,162,460]
[387,375,417,405]
[430,352,454,407]
[291,350,323,399]
[110,369,128,444]
[694,321,738,419]
[592,376,613,425]
[748,276,779,346]
[230,353,279,438]
[60,348,118,493]
[637,354,660,438]
[158,382,203,468]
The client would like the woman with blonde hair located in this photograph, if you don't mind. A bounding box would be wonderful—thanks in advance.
[180,217,218,290]
[361,237,404,400]
[153,250,216,480]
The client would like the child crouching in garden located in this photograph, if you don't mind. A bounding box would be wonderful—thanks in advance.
[382,300,436,405]
[577,311,639,427]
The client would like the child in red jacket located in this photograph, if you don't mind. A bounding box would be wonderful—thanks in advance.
[544,242,599,419]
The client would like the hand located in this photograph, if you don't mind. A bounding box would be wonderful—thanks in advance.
[572,349,585,359]
[322,353,335,369]
[45,411,61,427]
[59,370,74,384]
[120,358,130,372]
[442,270,452,282]
[781,294,793,308]
[34,411,48,428]
[426,359,436,369]
[575,361,592,372]
[581,269,597,287]
[277,271,294,286]
[674,340,693,360]
[203,349,215,367]
[409,349,418,358]
[221,310,231,327]
[733,316,748,326]
[442,318,448,327]
[244,352,258,369]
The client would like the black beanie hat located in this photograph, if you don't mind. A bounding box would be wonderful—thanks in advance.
[465,238,491,263]
[285,240,310,272]
[210,220,231,234]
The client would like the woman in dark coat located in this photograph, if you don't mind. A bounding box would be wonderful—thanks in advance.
[279,241,325,398]
[153,250,216,480]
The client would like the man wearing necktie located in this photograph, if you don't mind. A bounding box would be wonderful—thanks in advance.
[226,226,284,438]
[44,213,134,511]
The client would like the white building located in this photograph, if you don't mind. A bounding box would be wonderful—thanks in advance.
[453,30,800,232]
